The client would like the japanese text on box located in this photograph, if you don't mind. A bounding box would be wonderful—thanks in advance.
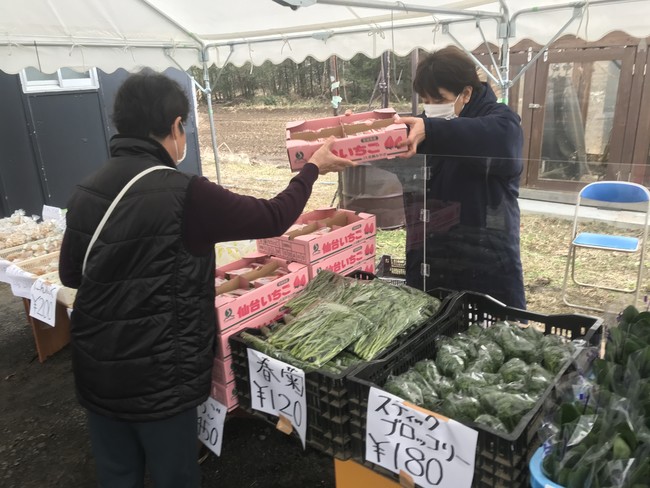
[247,348,307,448]
[365,387,478,488]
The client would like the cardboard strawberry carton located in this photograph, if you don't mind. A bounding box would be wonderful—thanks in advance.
[215,304,287,358]
[308,237,375,279]
[256,208,376,265]
[354,256,376,275]
[212,356,236,385]
[286,108,408,171]
[215,253,309,333]
[210,380,238,412]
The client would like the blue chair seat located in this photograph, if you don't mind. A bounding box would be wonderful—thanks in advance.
[573,232,639,252]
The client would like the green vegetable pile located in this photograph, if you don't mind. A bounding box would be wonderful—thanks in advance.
[542,305,650,487]
[239,270,441,373]
[380,320,575,433]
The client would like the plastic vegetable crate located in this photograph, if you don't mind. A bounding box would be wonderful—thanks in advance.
[229,284,458,460]
[374,254,406,285]
[346,291,602,487]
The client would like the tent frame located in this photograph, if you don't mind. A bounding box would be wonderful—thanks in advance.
[3,0,644,183]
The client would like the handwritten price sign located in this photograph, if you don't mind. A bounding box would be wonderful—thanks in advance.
[197,396,227,456]
[365,387,478,488]
[247,348,307,448]
[29,279,60,326]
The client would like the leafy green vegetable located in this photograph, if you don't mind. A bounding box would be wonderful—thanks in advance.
[436,341,467,377]
[474,413,508,433]
[413,360,441,385]
[383,375,423,404]
[488,321,541,363]
[268,302,373,366]
[526,363,554,393]
[439,394,482,423]
[479,389,537,431]
[499,358,529,384]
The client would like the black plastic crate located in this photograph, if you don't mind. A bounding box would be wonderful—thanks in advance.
[347,291,602,487]
[229,287,459,460]
[375,254,406,285]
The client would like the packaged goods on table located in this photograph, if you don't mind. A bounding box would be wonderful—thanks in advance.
[346,291,602,487]
[539,305,650,488]
[240,270,443,370]
[381,321,573,434]
[230,270,445,459]
[0,210,62,250]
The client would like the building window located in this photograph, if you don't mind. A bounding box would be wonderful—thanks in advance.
[20,67,99,93]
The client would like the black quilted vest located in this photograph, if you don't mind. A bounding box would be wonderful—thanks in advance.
[67,136,215,421]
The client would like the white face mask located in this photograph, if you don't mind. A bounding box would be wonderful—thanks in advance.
[423,94,461,120]
[174,139,187,163]
[173,122,187,164]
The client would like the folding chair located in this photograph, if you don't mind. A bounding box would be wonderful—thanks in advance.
[561,181,650,312]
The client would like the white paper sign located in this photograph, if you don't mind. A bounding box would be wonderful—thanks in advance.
[247,348,307,448]
[365,387,478,488]
[6,264,36,299]
[197,396,227,456]
[0,259,12,283]
[29,279,61,326]
[41,205,64,222]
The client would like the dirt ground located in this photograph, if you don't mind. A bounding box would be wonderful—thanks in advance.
[0,106,341,488]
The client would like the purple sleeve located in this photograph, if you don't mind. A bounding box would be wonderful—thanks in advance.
[183,163,319,255]
[58,230,82,288]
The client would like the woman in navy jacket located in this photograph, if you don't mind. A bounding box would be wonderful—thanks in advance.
[397,46,526,309]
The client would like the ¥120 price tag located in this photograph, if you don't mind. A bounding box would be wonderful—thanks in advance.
[29,279,60,327]
[365,387,478,488]
[197,396,227,456]
[247,348,307,448]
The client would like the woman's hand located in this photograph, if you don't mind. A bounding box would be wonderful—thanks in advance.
[395,115,426,158]
[308,137,357,175]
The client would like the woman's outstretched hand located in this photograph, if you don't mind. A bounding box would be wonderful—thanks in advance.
[395,115,426,158]
[308,137,357,174]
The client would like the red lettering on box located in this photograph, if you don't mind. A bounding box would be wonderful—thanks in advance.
[367,141,380,154]
[237,303,250,319]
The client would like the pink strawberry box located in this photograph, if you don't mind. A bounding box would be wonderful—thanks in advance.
[215,253,309,333]
[308,237,375,279]
[212,357,236,385]
[256,208,376,266]
[210,380,238,412]
[215,303,287,358]
[286,108,408,171]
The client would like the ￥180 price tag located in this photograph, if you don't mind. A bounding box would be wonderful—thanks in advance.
[247,348,307,448]
[365,387,478,488]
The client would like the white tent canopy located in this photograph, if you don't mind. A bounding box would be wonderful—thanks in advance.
[3,0,649,185]
[2,0,650,75]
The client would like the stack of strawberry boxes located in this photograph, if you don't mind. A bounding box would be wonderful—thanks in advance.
[256,208,376,279]
[210,253,310,411]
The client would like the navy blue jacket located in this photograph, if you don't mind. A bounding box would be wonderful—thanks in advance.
[405,83,526,309]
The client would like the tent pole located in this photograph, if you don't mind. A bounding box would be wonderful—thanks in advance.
[498,0,511,102]
[201,50,222,185]
[410,50,419,116]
